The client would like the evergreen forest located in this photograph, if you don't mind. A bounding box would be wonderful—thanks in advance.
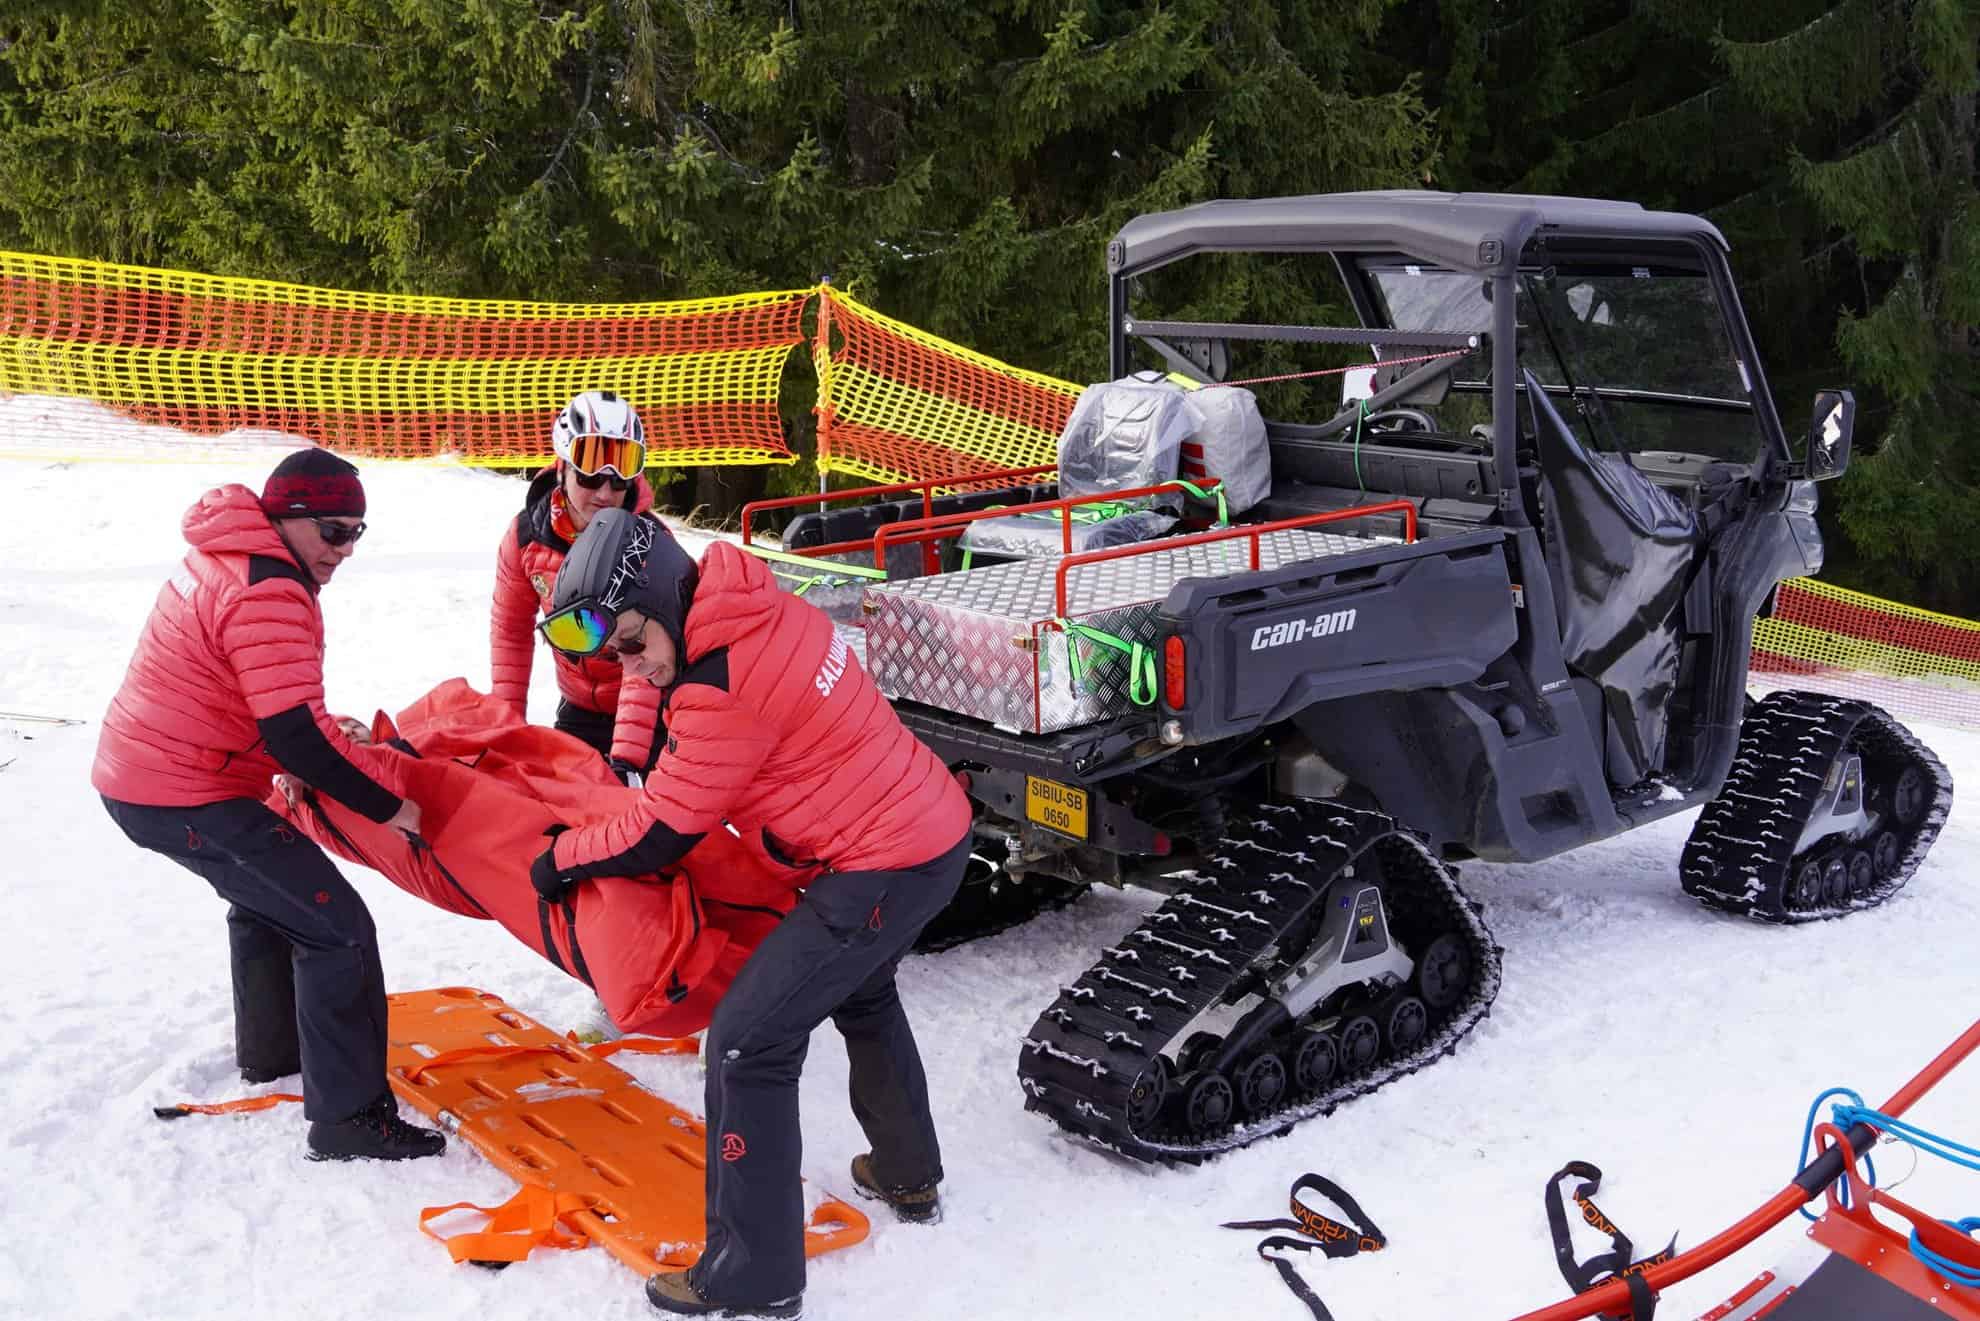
[2,1,1975,609]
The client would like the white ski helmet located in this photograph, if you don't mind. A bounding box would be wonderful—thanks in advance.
[551,390,647,477]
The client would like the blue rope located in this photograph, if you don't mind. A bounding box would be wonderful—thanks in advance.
[1797,1088,1874,1223]
[1912,1218,1980,1287]
[1832,1103,1980,1173]
[1796,1090,1980,1284]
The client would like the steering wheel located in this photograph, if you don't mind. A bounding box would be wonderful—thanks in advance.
[1361,407,1437,433]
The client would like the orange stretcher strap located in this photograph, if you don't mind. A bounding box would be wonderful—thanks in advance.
[586,1036,699,1059]
[420,1185,594,1264]
[153,1093,304,1119]
[401,1044,563,1084]
[401,1034,696,1083]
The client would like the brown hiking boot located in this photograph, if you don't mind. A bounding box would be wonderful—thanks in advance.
[849,1152,941,1224]
[643,1270,800,1319]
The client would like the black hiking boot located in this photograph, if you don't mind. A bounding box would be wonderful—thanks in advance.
[644,1269,801,1318]
[306,1094,446,1162]
[850,1152,941,1224]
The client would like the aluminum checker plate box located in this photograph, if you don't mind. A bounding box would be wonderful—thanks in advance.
[862,527,1394,733]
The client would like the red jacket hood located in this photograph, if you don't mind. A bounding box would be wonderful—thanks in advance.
[683,541,780,660]
[183,484,303,571]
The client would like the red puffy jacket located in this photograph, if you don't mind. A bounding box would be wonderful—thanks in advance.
[551,541,971,882]
[92,484,404,820]
[491,467,667,767]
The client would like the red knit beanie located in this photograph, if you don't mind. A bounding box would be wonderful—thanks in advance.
[260,448,366,519]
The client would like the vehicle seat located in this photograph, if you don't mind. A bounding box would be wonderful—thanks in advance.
[957,373,1195,562]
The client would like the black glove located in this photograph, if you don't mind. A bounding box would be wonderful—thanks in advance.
[531,825,576,904]
[608,758,643,788]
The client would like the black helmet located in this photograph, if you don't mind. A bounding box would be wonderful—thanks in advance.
[553,508,697,658]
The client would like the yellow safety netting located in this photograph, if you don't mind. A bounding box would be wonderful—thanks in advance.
[0,250,809,467]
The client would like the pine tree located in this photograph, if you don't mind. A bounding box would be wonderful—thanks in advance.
[1,2,1440,514]
[1383,0,1980,611]
[1720,0,1980,609]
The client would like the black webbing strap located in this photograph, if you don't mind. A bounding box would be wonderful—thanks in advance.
[1221,1174,1386,1321]
[536,898,568,977]
[1544,1161,1674,1320]
[414,836,492,919]
[560,896,595,988]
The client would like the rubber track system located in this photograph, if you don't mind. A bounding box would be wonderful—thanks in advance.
[914,869,1090,953]
[1016,801,1500,1164]
[1681,691,1952,922]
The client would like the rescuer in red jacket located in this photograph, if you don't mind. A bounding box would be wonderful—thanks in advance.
[490,391,673,782]
[530,509,971,1320]
[93,449,445,1163]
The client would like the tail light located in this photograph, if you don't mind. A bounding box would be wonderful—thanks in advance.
[1163,634,1187,709]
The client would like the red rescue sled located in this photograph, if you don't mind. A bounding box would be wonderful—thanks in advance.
[272,679,813,1037]
[1512,1020,1980,1321]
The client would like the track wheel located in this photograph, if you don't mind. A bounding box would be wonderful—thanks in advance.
[1125,1057,1168,1130]
[1339,1015,1381,1074]
[1176,1031,1223,1077]
[1892,765,1927,827]
[1290,1030,1338,1094]
[1384,996,1428,1054]
[1845,849,1875,900]
[1414,934,1471,1011]
[1790,860,1823,909]
[1872,830,1901,879]
[1234,1053,1287,1117]
[1179,1070,1234,1132]
[1819,857,1849,907]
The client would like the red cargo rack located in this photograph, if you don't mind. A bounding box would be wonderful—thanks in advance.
[740,462,1057,574]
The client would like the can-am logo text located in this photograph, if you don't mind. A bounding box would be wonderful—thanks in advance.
[1251,609,1357,651]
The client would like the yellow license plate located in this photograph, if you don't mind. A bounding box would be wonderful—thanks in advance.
[1025,776,1089,840]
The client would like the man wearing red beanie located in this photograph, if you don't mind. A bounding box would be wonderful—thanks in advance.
[94,447,446,1162]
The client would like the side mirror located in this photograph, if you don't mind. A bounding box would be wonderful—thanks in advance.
[1806,389,1854,481]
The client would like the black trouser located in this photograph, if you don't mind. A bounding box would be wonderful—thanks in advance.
[102,795,389,1123]
[554,697,665,772]
[690,833,970,1305]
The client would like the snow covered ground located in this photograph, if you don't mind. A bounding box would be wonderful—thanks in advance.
[2,408,1975,1321]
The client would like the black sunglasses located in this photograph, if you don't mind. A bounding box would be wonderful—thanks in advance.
[312,518,366,547]
[572,468,633,492]
[612,621,652,657]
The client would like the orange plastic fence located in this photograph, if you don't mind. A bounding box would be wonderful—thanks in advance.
[387,986,866,1276]
[0,251,808,466]
[1754,577,1980,730]
[811,285,1080,485]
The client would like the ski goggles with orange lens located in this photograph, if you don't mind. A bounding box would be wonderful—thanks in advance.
[538,601,617,657]
[567,433,647,481]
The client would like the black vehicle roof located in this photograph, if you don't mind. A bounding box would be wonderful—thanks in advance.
[1111,191,1730,276]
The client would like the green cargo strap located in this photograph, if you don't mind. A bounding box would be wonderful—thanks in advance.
[1016,501,1134,526]
[1055,618,1158,706]
[1015,480,1223,530]
[744,543,889,595]
[742,543,888,579]
[1351,399,1369,493]
[1166,478,1229,527]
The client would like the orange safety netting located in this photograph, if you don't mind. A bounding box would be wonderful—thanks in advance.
[1753,577,1980,731]
[812,285,1080,485]
[0,250,809,466]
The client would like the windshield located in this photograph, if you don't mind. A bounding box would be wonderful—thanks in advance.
[1366,261,1770,463]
